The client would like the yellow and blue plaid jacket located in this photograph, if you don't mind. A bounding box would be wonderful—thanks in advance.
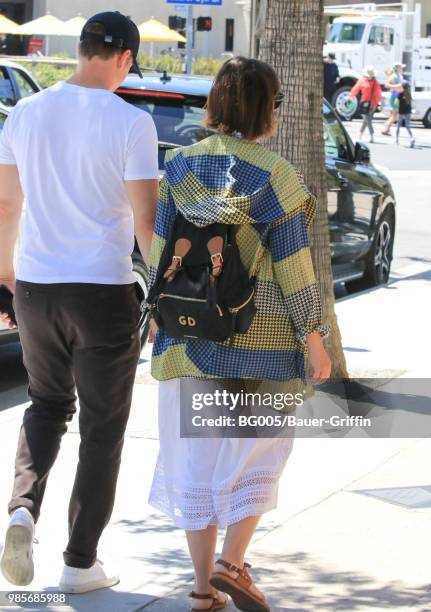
[148,133,330,386]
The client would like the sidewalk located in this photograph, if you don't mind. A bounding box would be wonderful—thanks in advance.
[0,264,430,611]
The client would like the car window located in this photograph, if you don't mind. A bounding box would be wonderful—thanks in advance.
[323,104,350,160]
[329,22,365,43]
[118,91,214,149]
[13,69,38,99]
[0,109,8,130]
[0,68,16,107]
[368,25,394,46]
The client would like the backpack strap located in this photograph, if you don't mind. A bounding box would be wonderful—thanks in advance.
[146,211,181,305]
[163,238,191,282]
[207,235,224,278]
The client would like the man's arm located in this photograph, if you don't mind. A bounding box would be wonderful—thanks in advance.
[125,179,159,264]
[0,164,23,289]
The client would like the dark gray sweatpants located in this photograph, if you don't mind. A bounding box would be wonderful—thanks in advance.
[9,280,141,568]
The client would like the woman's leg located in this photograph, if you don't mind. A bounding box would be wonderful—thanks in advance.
[367,111,374,141]
[396,114,402,142]
[221,515,260,567]
[213,515,266,601]
[186,525,227,609]
[359,114,368,138]
[405,114,414,138]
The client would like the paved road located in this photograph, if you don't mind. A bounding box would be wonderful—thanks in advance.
[344,118,431,274]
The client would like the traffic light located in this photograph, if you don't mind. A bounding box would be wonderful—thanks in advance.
[196,16,212,32]
[168,16,186,31]
[178,30,186,49]
[169,15,187,48]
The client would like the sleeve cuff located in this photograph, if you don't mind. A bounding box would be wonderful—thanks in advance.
[295,323,331,347]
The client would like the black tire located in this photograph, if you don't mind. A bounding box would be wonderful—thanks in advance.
[345,211,394,294]
[332,86,360,121]
[422,108,431,129]
[132,253,151,347]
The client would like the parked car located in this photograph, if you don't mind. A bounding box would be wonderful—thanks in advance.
[0,72,396,346]
[0,60,41,108]
[381,90,431,128]
[0,103,9,130]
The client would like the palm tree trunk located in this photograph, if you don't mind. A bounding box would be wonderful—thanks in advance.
[258,0,349,379]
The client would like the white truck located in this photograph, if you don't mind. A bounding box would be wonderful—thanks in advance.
[323,2,431,122]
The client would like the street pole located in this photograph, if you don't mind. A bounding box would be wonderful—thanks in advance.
[249,0,255,58]
[185,5,193,74]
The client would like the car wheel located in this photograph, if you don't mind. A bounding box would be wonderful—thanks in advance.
[132,253,151,346]
[422,108,431,129]
[332,86,359,121]
[345,212,394,294]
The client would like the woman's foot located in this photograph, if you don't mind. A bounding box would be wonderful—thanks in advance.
[189,589,228,610]
[213,561,267,603]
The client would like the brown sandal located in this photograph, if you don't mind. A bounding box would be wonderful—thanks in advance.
[189,590,227,611]
[209,559,270,612]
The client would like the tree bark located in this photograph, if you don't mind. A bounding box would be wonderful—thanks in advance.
[258,0,349,379]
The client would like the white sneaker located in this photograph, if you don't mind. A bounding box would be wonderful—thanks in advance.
[59,559,119,594]
[0,507,35,586]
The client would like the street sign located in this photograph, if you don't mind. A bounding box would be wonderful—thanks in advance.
[167,0,222,5]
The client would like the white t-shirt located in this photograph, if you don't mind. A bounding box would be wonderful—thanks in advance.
[0,81,159,284]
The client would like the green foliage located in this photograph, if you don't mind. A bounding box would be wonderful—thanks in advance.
[137,52,183,74]
[192,56,223,76]
[137,52,223,76]
[33,63,75,88]
[12,60,74,89]
[14,53,223,89]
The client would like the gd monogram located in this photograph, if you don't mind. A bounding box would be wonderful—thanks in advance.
[178,315,197,327]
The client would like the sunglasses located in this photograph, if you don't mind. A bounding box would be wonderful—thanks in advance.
[274,91,284,109]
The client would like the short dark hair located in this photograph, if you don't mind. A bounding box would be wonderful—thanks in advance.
[205,57,281,140]
[79,22,122,60]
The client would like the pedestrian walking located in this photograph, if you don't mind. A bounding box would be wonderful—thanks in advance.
[146,57,331,612]
[0,12,159,593]
[323,52,340,104]
[396,80,415,148]
[348,66,382,143]
[382,62,405,136]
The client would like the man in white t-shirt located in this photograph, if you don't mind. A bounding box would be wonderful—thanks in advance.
[0,12,159,593]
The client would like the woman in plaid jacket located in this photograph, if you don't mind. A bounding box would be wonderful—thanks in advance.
[147,57,331,611]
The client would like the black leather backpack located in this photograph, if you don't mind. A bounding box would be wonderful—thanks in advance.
[146,212,268,342]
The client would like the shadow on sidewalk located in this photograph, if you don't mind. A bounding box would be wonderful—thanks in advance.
[245,550,431,611]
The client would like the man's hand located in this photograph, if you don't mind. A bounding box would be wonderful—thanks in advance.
[147,318,158,344]
[0,275,17,329]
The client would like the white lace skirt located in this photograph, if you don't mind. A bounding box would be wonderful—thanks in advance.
[148,378,295,530]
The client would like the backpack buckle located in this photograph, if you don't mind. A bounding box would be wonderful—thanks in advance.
[210,252,223,277]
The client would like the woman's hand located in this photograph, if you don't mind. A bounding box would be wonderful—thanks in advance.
[306,331,332,385]
[147,318,158,343]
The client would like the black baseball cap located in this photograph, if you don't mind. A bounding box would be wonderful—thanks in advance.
[80,11,142,78]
